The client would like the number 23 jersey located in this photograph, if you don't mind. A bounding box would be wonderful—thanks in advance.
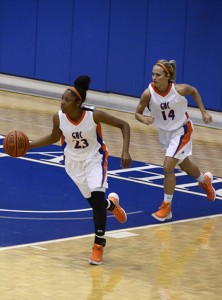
[58,107,108,161]
[148,82,188,131]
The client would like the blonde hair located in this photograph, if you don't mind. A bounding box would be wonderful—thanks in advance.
[155,59,176,81]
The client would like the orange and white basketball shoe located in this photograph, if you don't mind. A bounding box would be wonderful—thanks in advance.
[108,193,127,223]
[198,172,216,201]
[89,244,104,265]
[152,201,172,222]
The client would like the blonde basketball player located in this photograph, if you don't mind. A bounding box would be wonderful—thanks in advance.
[135,59,215,222]
[29,75,132,265]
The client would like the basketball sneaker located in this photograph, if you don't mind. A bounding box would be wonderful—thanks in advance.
[198,172,216,201]
[89,244,104,265]
[108,193,127,223]
[152,201,172,222]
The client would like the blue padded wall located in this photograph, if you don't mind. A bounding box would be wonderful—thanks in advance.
[0,0,37,77]
[183,0,222,110]
[35,0,73,84]
[70,0,110,91]
[106,0,148,96]
[0,0,221,111]
[0,1,3,69]
[144,0,187,89]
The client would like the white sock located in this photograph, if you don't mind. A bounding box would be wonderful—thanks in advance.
[196,173,205,183]
[106,199,111,209]
[164,194,173,203]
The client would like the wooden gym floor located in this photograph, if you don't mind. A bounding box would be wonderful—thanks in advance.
[0,90,222,299]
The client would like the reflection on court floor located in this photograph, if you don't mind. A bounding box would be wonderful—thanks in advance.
[0,134,222,248]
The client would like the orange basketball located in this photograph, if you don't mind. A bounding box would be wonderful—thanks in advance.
[3,130,29,157]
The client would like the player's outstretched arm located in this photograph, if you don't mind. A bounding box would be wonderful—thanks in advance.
[176,84,213,124]
[29,113,62,149]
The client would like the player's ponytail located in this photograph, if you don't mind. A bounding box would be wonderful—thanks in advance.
[73,76,91,102]
[68,75,91,102]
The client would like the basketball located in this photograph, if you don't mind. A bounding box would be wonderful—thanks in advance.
[3,130,29,157]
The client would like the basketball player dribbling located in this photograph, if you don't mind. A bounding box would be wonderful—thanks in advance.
[29,75,132,265]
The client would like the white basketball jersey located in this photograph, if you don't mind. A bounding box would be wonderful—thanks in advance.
[58,107,107,161]
[148,82,188,131]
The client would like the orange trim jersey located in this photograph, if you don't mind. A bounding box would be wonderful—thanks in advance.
[58,107,108,162]
[173,120,193,156]
[148,82,188,131]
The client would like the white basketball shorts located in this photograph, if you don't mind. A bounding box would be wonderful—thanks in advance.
[64,155,108,199]
[158,120,193,161]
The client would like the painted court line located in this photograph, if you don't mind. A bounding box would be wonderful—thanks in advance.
[31,245,48,250]
[0,208,92,213]
[1,213,221,252]
[108,174,222,200]
[1,142,221,249]
[0,211,142,221]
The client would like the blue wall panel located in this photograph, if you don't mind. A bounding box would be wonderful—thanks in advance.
[106,0,148,96]
[0,0,37,77]
[183,0,222,110]
[0,1,3,69]
[0,0,221,111]
[144,0,187,89]
[35,0,73,84]
[70,0,110,91]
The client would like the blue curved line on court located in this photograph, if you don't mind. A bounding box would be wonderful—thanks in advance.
[0,208,92,213]
[0,141,222,247]
[0,211,143,221]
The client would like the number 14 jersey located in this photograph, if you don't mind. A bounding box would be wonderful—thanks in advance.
[148,82,188,131]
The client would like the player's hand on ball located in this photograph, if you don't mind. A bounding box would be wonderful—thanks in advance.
[3,130,30,157]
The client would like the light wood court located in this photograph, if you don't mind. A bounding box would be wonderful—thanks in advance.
[0,90,222,299]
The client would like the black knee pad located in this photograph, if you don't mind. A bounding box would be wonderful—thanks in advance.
[89,191,107,210]
[87,191,107,235]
